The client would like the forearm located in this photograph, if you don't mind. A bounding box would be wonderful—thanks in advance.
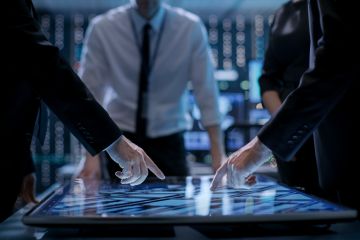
[259,1,356,161]
[205,124,226,170]
[262,91,282,116]
[40,57,122,155]
[13,15,122,155]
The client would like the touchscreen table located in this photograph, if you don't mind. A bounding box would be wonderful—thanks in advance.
[22,175,357,226]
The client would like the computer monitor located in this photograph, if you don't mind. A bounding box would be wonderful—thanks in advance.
[23,175,357,227]
[248,59,263,104]
[185,92,245,151]
[248,59,271,124]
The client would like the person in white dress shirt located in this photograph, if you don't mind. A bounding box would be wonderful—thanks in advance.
[77,0,225,178]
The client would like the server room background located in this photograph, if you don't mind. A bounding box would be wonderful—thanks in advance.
[30,0,287,193]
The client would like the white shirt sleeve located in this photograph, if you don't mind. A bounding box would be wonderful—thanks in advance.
[78,19,110,105]
[189,20,222,127]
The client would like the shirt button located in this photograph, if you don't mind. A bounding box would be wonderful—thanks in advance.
[287,140,294,145]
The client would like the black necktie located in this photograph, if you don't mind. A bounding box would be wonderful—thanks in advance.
[135,23,151,137]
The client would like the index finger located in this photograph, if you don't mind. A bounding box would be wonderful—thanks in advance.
[143,152,165,180]
[210,163,227,191]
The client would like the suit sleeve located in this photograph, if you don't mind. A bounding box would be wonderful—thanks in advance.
[258,0,356,161]
[6,0,122,155]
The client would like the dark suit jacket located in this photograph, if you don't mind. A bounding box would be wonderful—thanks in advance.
[259,0,310,101]
[258,0,359,201]
[1,0,122,220]
[258,1,321,193]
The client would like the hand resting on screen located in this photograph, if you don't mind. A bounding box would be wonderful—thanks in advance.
[106,136,165,186]
[77,154,102,180]
[19,173,38,204]
[210,136,272,190]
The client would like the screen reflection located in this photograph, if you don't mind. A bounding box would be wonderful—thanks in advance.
[33,175,344,218]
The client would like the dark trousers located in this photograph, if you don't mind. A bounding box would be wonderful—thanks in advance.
[105,131,188,180]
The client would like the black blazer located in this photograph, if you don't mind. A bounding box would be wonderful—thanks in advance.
[258,0,359,193]
[259,0,310,101]
[1,0,121,220]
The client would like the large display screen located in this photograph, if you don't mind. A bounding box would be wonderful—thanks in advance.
[23,175,356,226]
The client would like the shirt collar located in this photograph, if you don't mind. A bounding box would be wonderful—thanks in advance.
[130,3,165,35]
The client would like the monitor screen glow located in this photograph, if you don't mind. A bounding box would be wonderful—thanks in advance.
[23,175,357,226]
